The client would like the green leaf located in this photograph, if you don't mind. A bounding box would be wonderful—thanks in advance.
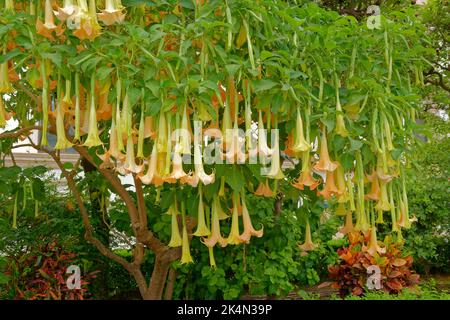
[225,166,245,192]
[349,137,363,151]
[96,66,113,81]
[252,79,278,93]
[0,48,21,64]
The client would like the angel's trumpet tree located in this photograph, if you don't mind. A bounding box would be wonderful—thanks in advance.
[292,109,310,153]
[314,128,338,172]
[98,0,125,26]
[193,184,211,237]
[202,196,227,248]
[226,192,243,245]
[239,192,263,243]
[298,219,317,252]
[292,152,319,190]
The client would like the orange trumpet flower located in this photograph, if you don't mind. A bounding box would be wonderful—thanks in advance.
[314,128,338,172]
[239,193,263,243]
[98,0,125,26]
[292,152,320,190]
[254,179,274,197]
[298,219,317,252]
[317,170,340,200]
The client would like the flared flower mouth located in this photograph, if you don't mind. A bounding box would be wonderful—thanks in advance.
[254,179,274,197]
[202,196,227,248]
[364,227,386,256]
[98,0,126,26]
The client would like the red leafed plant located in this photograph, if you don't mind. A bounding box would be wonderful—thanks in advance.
[5,241,97,300]
[328,231,420,298]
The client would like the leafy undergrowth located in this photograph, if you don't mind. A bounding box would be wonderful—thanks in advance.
[328,232,420,298]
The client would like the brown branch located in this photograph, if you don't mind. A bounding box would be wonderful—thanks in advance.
[425,69,450,92]
[0,125,40,140]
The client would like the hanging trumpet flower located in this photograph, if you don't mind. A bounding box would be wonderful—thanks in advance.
[98,0,125,26]
[257,110,273,159]
[365,170,381,201]
[254,178,274,197]
[226,192,243,245]
[317,170,340,200]
[193,184,211,237]
[365,226,386,256]
[123,135,143,173]
[36,0,61,40]
[168,203,182,247]
[292,108,310,153]
[334,72,349,137]
[54,0,77,22]
[139,143,163,185]
[193,121,215,185]
[339,211,354,234]
[292,151,320,190]
[298,218,317,252]
[180,202,193,264]
[83,76,102,147]
[54,78,73,150]
[0,96,11,127]
[239,192,263,243]
[314,128,338,172]
[264,126,285,180]
[0,58,13,93]
[202,196,227,248]
[72,0,101,41]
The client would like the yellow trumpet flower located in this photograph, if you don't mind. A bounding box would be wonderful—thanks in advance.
[365,170,381,201]
[226,192,243,245]
[339,210,354,234]
[180,203,193,264]
[123,135,143,173]
[72,0,101,41]
[0,61,13,93]
[239,192,263,243]
[202,196,227,248]
[193,184,211,237]
[0,96,11,127]
[168,204,182,248]
[139,144,163,185]
[257,110,273,158]
[298,218,317,252]
[82,85,102,147]
[265,130,285,180]
[54,89,73,150]
[292,108,310,153]
[375,181,391,212]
